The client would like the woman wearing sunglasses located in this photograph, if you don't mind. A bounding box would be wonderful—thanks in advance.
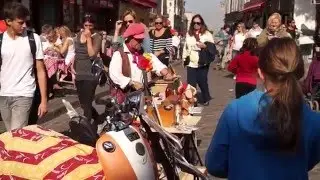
[183,14,215,106]
[113,9,151,53]
[149,15,173,66]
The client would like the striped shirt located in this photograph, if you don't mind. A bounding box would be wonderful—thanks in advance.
[149,28,173,55]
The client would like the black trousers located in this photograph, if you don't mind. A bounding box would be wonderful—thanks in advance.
[187,66,211,103]
[48,74,58,95]
[158,56,169,66]
[75,80,99,123]
[235,82,256,99]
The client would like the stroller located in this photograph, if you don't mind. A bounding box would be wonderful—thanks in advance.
[303,57,320,111]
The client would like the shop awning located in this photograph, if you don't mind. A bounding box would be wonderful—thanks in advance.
[131,0,157,8]
[242,0,265,12]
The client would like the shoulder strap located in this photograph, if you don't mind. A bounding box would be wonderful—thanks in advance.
[0,33,3,67]
[26,30,37,77]
[27,30,36,60]
[118,49,131,78]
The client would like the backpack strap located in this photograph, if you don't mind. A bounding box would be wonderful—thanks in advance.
[0,33,3,68]
[27,30,36,61]
[26,30,37,77]
[118,49,131,78]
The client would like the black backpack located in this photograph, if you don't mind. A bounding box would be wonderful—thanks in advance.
[0,30,36,70]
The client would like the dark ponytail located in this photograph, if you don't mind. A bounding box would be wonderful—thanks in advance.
[259,38,305,151]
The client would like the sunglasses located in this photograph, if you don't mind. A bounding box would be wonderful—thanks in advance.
[124,20,133,24]
[84,24,93,27]
[193,22,202,25]
[155,22,163,25]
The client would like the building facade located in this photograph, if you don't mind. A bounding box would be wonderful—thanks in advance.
[224,0,293,28]
[184,12,196,31]
[224,0,246,24]
[0,0,157,33]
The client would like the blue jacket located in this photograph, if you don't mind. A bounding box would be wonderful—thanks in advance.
[205,90,320,180]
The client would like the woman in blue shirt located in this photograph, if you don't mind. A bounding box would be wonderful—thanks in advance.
[205,37,320,180]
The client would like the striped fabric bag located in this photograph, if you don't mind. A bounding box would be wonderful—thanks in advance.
[0,125,104,180]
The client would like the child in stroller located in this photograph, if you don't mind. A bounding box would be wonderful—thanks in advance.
[303,57,320,111]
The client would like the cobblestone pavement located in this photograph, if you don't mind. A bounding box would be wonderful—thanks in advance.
[1,63,320,179]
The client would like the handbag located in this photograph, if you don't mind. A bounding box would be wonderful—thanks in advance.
[91,57,107,86]
[184,56,190,66]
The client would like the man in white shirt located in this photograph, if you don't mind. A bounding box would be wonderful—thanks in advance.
[248,21,263,38]
[109,23,174,90]
[0,2,47,130]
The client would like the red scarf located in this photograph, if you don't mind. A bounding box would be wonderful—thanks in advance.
[125,43,143,63]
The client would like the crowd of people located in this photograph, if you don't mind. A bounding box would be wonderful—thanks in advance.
[214,13,299,72]
[213,12,302,99]
[205,12,320,180]
[0,2,181,132]
[2,1,320,180]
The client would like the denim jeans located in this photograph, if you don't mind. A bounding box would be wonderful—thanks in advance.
[187,66,212,103]
[0,96,33,131]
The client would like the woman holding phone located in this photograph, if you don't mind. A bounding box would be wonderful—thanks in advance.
[182,14,215,106]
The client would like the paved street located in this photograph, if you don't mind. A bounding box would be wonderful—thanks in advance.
[1,63,320,179]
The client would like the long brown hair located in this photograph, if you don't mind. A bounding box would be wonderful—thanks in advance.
[259,38,305,151]
[120,9,137,35]
[188,14,208,36]
[239,37,258,55]
[121,9,137,21]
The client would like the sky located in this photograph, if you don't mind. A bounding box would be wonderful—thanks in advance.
[185,0,224,31]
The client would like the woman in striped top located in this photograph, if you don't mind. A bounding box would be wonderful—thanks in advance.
[149,15,173,66]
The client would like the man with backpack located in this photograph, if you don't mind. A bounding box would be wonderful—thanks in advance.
[0,2,47,131]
